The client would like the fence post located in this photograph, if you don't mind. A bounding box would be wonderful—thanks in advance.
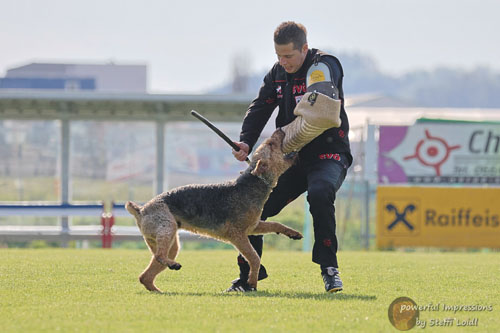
[363,123,377,250]
[60,119,71,248]
[156,121,165,195]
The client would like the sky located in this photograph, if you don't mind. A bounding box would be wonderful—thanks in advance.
[1,0,499,94]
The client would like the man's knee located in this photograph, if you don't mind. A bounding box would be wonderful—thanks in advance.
[307,181,335,205]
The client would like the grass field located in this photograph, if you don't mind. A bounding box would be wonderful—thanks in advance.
[1,249,499,332]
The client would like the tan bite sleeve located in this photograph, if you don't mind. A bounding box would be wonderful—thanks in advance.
[281,92,341,153]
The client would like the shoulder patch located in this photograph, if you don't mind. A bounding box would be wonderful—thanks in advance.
[306,62,331,87]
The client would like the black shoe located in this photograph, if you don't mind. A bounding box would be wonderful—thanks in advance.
[225,264,268,292]
[224,278,256,292]
[321,267,343,293]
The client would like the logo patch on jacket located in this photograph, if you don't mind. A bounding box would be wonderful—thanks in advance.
[292,83,306,94]
[319,153,341,161]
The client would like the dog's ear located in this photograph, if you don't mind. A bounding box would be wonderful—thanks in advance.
[251,160,268,177]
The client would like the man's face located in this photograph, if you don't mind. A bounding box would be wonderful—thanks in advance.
[274,42,308,74]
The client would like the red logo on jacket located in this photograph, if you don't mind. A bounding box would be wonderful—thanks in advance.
[319,153,341,161]
[293,83,306,94]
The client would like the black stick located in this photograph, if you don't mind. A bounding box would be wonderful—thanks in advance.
[190,110,251,164]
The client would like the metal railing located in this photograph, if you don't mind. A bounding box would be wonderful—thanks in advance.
[0,202,203,246]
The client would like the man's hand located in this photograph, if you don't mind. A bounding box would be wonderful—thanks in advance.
[232,142,250,161]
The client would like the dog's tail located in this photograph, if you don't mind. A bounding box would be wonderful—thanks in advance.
[125,201,142,219]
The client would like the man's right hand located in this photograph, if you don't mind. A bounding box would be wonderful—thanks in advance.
[232,142,250,161]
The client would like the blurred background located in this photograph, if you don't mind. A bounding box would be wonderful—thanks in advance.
[1,0,499,250]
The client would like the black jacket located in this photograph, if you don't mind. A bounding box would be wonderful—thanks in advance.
[240,48,352,166]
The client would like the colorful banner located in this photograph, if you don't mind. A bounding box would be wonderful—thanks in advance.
[376,186,500,248]
[378,123,500,184]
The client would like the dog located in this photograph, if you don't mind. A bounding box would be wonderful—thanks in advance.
[126,129,303,292]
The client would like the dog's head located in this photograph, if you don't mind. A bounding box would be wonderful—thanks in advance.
[250,129,297,187]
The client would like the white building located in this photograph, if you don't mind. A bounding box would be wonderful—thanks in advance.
[2,62,147,93]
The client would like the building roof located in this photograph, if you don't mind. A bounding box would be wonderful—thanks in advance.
[0,90,254,121]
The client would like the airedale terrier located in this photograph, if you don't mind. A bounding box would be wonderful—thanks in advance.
[126,129,303,292]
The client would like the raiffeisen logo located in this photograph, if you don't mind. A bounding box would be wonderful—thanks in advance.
[386,204,416,231]
[404,129,461,176]
[381,199,421,236]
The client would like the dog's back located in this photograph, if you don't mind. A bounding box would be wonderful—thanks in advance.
[159,170,270,230]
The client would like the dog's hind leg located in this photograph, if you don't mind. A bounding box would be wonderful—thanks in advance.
[250,220,303,240]
[139,229,180,293]
[231,235,261,290]
[139,255,167,292]
[138,236,167,292]
[155,226,182,271]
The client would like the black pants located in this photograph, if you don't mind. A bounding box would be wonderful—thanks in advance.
[237,154,349,280]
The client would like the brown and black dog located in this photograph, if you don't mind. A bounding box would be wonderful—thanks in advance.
[126,129,302,292]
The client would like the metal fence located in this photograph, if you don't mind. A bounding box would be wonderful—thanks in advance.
[0,117,375,249]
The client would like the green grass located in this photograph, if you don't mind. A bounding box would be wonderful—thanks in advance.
[1,250,499,332]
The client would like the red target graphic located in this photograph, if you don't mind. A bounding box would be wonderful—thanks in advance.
[403,129,461,176]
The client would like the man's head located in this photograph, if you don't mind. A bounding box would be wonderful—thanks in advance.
[274,21,308,74]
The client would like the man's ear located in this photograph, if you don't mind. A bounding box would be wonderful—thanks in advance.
[251,160,268,177]
[301,43,308,55]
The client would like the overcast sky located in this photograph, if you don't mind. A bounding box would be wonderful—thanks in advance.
[1,0,499,93]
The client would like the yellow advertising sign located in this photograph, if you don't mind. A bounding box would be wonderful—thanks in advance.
[377,186,500,248]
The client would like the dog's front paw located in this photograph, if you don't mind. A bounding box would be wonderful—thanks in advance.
[168,263,182,270]
[288,231,303,240]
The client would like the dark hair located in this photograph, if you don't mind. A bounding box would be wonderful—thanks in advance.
[273,21,307,50]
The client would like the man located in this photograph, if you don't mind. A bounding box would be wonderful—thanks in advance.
[229,21,352,293]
